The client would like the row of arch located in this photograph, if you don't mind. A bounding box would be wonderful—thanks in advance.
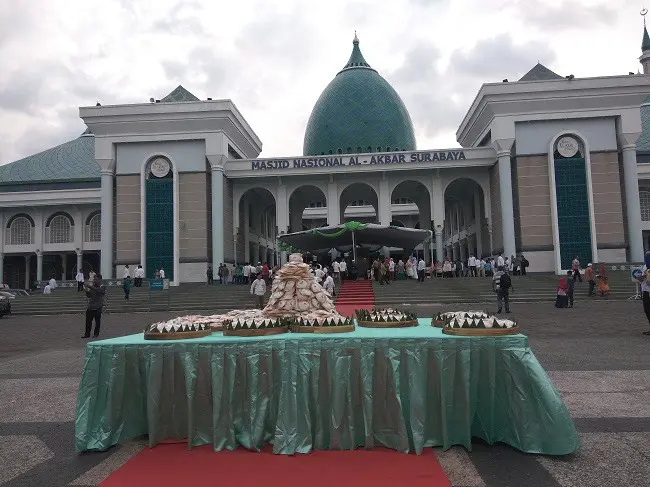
[5,211,101,246]
[317,146,412,156]
[238,178,486,235]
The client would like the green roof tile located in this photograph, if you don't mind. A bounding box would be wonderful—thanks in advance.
[161,85,200,102]
[519,63,563,82]
[0,134,98,184]
[303,34,416,156]
[643,25,650,52]
[637,103,650,153]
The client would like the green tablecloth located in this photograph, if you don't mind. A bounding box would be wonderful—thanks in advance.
[74,320,579,455]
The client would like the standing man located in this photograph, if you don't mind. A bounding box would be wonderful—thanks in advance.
[323,273,335,296]
[332,259,340,285]
[159,268,165,279]
[497,253,505,269]
[492,266,512,314]
[417,257,426,282]
[75,269,85,291]
[468,254,477,277]
[207,265,214,285]
[572,256,582,282]
[82,274,106,338]
[123,275,132,301]
[250,274,266,309]
[134,265,144,287]
[339,258,347,281]
[243,262,251,284]
[123,265,130,279]
[585,263,595,296]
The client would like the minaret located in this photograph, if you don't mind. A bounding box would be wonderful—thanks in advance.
[640,9,650,74]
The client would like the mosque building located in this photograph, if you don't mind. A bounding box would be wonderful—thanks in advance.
[2,24,650,287]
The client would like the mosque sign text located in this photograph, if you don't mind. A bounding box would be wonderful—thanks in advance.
[250,150,466,171]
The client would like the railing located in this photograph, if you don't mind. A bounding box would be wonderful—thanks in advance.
[44,226,74,244]
[84,225,101,243]
[4,227,35,246]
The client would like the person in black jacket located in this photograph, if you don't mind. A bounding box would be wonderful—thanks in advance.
[82,274,106,338]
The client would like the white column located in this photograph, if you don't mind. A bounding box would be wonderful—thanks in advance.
[496,150,516,259]
[327,181,340,225]
[76,250,83,275]
[276,184,289,264]
[474,188,483,258]
[378,179,391,225]
[36,251,43,282]
[99,163,115,278]
[435,228,443,263]
[621,144,644,262]
[210,163,225,267]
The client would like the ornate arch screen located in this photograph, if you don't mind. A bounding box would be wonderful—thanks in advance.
[145,158,174,280]
[9,217,33,245]
[554,154,593,269]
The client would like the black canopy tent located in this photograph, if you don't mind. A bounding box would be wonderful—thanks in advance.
[277,222,431,262]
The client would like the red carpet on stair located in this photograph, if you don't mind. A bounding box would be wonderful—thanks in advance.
[101,443,450,487]
[335,279,374,317]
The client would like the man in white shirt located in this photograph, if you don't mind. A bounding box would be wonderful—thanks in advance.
[243,262,251,284]
[134,265,145,287]
[43,284,52,295]
[75,270,85,291]
[497,254,505,268]
[314,265,325,283]
[417,258,426,282]
[48,276,57,291]
[250,274,267,309]
[159,268,165,279]
[332,260,340,284]
[339,259,347,280]
[123,265,130,279]
[323,274,335,296]
[388,258,395,281]
[468,255,477,277]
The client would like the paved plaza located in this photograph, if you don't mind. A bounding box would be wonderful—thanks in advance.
[1,298,650,486]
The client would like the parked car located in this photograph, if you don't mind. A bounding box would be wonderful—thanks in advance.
[0,295,11,317]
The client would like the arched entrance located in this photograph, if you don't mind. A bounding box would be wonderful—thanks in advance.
[237,187,276,265]
[289,185,327,231]
[339,183,378,224]
[444,178,488,261]
[390,180,432,259]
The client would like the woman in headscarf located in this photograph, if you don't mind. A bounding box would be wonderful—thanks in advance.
[597,264,610,297]
[555,278,569,308]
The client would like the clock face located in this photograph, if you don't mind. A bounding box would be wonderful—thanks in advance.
[556,136,579,158]
[150,158,170,178]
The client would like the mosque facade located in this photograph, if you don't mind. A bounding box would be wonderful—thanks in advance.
[3,29,650,287]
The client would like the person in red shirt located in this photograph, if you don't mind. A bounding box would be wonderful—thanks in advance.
[262,263,270,283]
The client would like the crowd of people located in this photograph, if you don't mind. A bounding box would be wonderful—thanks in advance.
[555,257,610,308]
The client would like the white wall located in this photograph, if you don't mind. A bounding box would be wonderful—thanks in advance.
[115,140,207,174]
[515,118,617,155]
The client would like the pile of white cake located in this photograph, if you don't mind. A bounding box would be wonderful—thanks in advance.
[145,253,349,334]
[440,310,517,329]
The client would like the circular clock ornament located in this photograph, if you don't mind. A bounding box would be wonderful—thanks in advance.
[150,158,170,178]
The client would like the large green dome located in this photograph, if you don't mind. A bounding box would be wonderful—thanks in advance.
[303,35,416,156]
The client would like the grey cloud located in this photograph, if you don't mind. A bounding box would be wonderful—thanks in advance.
[517,0,618,29]
[387,34,556,140]
[451,34,556,80]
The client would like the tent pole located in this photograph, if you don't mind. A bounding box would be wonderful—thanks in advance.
[352,230,357,263]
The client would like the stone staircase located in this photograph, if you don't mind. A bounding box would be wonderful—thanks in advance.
[7,283,259,316]
[372,271,639,307]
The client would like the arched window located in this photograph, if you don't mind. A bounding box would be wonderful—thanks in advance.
[86,212,101,242]
[641,191,650,221]
[46,213,73,243]
[7,215,33,245]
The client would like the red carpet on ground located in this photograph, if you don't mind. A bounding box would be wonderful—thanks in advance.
[335,279,374,317]
[101,443,450,487]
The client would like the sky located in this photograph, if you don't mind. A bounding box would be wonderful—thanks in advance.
[0,0,646,165]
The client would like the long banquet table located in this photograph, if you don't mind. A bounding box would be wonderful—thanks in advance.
[75,320,580,455]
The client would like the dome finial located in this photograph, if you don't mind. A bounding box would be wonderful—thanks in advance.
[353,31,359,44]
[642,8,650,52]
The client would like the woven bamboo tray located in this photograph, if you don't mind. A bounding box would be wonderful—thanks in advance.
[223,326,289,337]
[442,327,520,336]
[357,319,418,328]
[290,324,355,334]
[144,329,212,340]
[431,319,445,328]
